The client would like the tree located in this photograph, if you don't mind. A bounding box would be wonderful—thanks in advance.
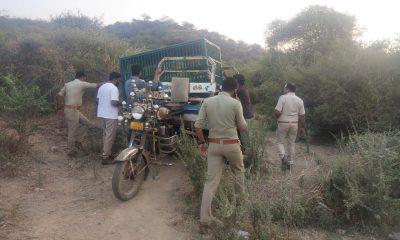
[266,5,357,64]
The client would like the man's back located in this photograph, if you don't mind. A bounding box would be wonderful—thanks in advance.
[61,79,96,106]
[237,85,254,119]
[275,92,305,122]
[97,83,119,120]
[195,92,246,139]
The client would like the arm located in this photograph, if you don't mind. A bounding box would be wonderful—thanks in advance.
[237,88,250,104]
[82,82,98,89]
[56,86,66,115]
[298,101,306,136]
[111,100,122,107]
[111,86,122,107]
[95,98,99,116]
[194,101,208,157]
[274,110,282,119]
[56,94,64,110]
[235,101,247,132]
[154,64,163,82]
[274,96,283,119]
[299,115,305,128]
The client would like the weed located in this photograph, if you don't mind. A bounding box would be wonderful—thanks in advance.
[321,131,400,231]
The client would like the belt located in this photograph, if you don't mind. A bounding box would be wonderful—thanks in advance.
[208,138,239,145]
[64,105,80,109]
[278,121,298,124]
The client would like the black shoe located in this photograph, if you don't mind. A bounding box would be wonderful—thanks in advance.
[67,150,77,157]
[101,156,115,165]
[199,223,209,235]
[281,155,291,171]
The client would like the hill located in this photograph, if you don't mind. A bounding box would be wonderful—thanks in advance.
[106,17,265,64]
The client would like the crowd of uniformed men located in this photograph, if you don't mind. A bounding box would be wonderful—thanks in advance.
[56,67,305,233]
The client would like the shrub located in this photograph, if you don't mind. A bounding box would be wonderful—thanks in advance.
[321,131,400,230]
[0,73,49,134]
[0,73,49,170]
[176,130,207,198]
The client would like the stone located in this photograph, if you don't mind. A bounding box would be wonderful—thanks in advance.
[336,229,346,235]
[50,146,59,153]
[34,187,44,192]
[389,232,400,240]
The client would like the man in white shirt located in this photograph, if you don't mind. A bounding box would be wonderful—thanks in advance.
[274,83,306,169]
[97,72,122,165]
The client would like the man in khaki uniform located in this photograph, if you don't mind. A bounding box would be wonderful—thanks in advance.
[57,71,98,157]
[194,77,248,233]
[274,83,305,169]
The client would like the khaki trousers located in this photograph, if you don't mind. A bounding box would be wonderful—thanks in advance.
[200,142,245,224]
[101,118,118,157]
[276,122,298,163]
[64,108,92,152]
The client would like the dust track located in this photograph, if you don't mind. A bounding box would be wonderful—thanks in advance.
[0,122,190,240]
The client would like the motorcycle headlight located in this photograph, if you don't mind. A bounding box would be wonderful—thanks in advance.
[132,106,145,120]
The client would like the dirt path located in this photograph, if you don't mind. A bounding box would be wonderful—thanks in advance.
[1,116,363,240]
[0,122,191,240]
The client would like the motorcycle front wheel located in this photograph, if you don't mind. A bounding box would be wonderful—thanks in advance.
[112,152,146,201]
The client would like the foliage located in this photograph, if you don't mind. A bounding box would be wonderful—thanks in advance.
[246,6,400,137]
[106,18,265,64]
[176,130,207,198]
[0,15,128,99]
[0,73,49,175]
[322,131,400,230]
[266,5,357,65]
[0,74,49,118]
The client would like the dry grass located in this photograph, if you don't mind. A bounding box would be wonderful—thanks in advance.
[177,120,399,239]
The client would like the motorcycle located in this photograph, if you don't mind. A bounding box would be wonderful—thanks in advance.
[112,81,179,201]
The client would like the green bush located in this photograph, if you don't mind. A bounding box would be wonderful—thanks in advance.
[247,6,400,137]
[0,73,49,129]
[322,131,400,230]
[0,73,49,172]
[176,130,207,198]
[0,15,127,100]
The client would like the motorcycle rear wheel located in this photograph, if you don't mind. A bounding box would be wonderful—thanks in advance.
[112,153,146,201]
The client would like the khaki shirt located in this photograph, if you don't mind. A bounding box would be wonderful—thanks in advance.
[58,79,97,106]
[194,92,247,139]
[275,92,305,122]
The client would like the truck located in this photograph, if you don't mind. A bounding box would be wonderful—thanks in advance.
[119,38,234,129]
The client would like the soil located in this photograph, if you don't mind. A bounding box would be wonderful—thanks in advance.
[0,116,192,240]
[0,116,378,240]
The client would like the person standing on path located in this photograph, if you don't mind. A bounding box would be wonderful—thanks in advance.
[234,74,254,122]
[57,71,99,157]
[274,83,306,169]
[234,74,254,150]
[194,77,248,233]
[97,72,122,165]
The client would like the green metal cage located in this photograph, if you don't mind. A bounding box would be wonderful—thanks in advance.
[119,38,223,84]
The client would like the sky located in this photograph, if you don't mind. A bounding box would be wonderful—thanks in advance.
[1,0,400,46]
